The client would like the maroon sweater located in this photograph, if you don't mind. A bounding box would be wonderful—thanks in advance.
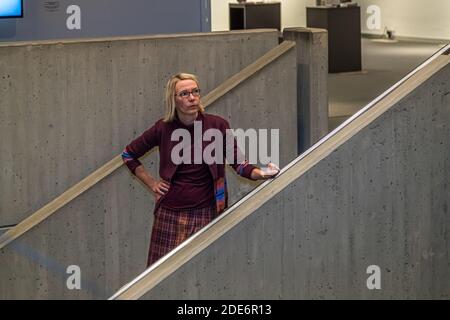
[157,119,215,209]
[122,112,257,213]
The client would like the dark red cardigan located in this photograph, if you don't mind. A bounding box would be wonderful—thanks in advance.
[122,112,257,213]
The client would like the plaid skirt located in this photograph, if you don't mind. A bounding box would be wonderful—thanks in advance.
[147,204,218,267]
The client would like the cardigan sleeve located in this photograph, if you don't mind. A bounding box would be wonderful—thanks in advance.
[222,120,258,181]
[122,121,161,175]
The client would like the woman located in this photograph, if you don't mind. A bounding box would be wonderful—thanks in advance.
[122,73,279,267]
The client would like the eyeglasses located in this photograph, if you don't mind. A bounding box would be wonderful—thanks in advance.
[175,88,201,98]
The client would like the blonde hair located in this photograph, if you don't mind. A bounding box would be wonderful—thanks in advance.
[163,73,205,122]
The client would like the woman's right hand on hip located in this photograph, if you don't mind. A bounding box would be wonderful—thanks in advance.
[150,179,170,200]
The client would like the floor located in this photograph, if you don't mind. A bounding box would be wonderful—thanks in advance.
[328,38,446,131]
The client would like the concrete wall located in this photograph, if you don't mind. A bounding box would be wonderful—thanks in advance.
[0,0,211,42]
[0,30,298,299]
[0,30,279,227]
[140,62,450,299]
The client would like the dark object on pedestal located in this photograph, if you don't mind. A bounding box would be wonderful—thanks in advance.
[307,6,361,73]
[230,2,281,31]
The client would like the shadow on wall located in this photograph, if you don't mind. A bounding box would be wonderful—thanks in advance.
[0,20,16,38]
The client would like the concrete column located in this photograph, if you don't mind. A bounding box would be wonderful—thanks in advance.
[283,27,328,153]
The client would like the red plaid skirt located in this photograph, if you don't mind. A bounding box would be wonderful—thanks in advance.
[147,204,218,267]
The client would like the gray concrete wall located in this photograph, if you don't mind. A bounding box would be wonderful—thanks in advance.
[0,31,298,299]
[140,62,450,299]
[284,27,328,154]
[0,0,211,42]
[0,30,279,227]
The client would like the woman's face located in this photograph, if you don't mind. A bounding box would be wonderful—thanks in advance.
[174,79,200,118]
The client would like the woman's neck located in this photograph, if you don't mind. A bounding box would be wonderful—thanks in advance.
[177,112,198,126]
